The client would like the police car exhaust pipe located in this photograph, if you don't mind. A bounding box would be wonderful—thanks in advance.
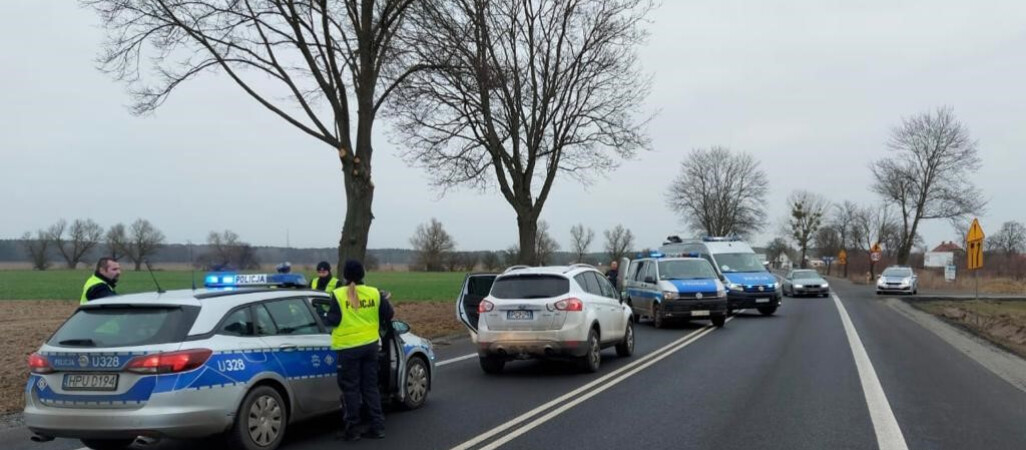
[30,433,54,442]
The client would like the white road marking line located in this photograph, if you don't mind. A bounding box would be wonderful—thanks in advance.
[480,316,736,450]
[437,353,477,366]
[453,312,740,450]
[832,294,909,450]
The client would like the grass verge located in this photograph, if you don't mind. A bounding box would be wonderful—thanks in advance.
[911,299,1026,360]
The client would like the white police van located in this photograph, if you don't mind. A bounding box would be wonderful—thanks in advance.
[621,252,728,328]
[24,273,435,450]
[659,236,781,316]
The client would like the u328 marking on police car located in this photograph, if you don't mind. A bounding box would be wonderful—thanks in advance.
[216,358,246,372]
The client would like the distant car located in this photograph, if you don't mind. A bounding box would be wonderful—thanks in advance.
[456,264,635,374]
[876,266,919,295]
[25,274,435,450]
[621,253,727,328]
[782,269,830,297]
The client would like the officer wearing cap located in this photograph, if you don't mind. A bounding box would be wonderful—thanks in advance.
[310,261,340,292]
[325,259,394,441]
[80,257,121,304]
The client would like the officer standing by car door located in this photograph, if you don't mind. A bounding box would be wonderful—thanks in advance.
[325,260,394,441]
[310,261,340,292]
[80,257,121,303]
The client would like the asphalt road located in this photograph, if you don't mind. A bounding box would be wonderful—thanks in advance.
[5,278,1025,450]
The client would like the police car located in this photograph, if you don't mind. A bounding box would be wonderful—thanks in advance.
[659,236,782,316]
[621,252,728,328]
[24,273,435,450]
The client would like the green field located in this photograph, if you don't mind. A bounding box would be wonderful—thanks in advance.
[0,269,467,302]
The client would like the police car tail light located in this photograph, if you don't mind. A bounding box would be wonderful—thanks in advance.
[28,353,54,374]
[126,349,213,374]
[554,297,583,312]
[478,299,495,313]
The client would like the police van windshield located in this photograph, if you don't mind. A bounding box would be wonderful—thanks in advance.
[714,253,766,273]
[658,260,717,280]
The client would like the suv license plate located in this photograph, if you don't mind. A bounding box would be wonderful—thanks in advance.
[755,298,770,303]
[691,310,709,317]
[63,373,118,391]
[507,310,533,320]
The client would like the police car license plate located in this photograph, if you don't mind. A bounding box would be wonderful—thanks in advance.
[236,274,267,285]
[63,373,118,391]
[756,298,770,303]
[691,310,710,317]
[507,310,533,320]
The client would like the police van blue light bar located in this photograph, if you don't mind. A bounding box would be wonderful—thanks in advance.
[204,272,308,288]
[702,236,741,242]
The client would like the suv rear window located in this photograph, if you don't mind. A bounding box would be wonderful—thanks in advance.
[491,275,570,299]
[49,306,199,348]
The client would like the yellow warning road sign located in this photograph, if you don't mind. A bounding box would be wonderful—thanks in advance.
[838,249,848,265]
[967,218,985,270]
[967,218,985,242]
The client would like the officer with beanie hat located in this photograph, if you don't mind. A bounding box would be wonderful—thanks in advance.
[310,261,340,292]
[325,259,394,441]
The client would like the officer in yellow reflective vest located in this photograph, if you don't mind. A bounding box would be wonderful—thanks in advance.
[80,257,121,304]
[310,261,341,292]
[325,260,394,441]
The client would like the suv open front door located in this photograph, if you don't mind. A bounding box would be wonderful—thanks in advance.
[456,273,497,333]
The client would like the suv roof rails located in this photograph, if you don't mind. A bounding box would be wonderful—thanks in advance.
[503,265,531,273]
[564,263,596,273]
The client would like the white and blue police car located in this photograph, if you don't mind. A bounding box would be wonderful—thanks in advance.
[621,252,728,328]
[24,273,435,450]
[660,236,782,316]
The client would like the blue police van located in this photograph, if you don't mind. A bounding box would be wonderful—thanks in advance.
[621,252,728,328]
[659,237,781,316]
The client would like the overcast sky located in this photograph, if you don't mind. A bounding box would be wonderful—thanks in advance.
[2,1,1024,253]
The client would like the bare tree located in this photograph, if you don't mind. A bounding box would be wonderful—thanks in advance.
[814,226,842,274]
[667,147,770,238]
[987,221,1026,256]
[123,219,167,271]
[205,230,260,270]
[604,225,635,263]
[871,107,986,264]
[787,190,829,269]
[535,221,560,266]
[22,230,52,271]
[85,0,429,265]
[765,237,792,269]
[410,218,455,271]
[481,251,502,271]
[390,0,653,265]
[852,205,900,278]
[830,201,860,277]
[106,223,129,260]
[49,219,104,269]
[570,224,595,263]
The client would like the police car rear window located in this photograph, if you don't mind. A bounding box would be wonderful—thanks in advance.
[491,275,570,299]
[49,306,199,348]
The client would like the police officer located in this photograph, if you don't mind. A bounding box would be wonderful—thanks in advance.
[310,261,340,292]
[605,260,619,290]
[325,260,394,441]
[80,257,121,304]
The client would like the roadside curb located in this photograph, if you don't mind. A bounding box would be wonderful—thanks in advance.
[885,298,1026,394]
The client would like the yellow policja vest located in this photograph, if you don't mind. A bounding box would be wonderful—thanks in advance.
[330,285,381,350]
[311,276,340,292]
[80,275,109,304]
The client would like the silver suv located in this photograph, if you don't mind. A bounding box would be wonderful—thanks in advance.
[457,265,635,374]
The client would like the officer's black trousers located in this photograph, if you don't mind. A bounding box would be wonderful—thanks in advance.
[336,342,384,432]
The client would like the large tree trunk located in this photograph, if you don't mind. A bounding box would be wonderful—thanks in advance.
[897,218,920,265]
[337,102,376,267]
[516,213,538,265]
[799,246,808,269]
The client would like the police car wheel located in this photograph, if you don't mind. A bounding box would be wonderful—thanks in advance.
[229,386,287,450]
[712,314,726,327]
[402,357,430,410]
[615,320,635,357]
[79,439,135,450]
[652,305,665,329]
[757,305,777,316]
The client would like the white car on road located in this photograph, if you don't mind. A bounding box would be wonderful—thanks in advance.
[457,265,635,374]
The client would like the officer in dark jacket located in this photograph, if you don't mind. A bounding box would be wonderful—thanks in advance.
[80,257,120,304]
[605,260,619,290]
[310,261,341,291]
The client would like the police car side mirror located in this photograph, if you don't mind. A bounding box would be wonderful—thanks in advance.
[644,276,656,284]
[391,320,411,335]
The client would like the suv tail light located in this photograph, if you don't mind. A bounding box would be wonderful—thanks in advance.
[554,297,584,312]
[28,353,54,374]
[125,349,212,374]
[478,299,495,313]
